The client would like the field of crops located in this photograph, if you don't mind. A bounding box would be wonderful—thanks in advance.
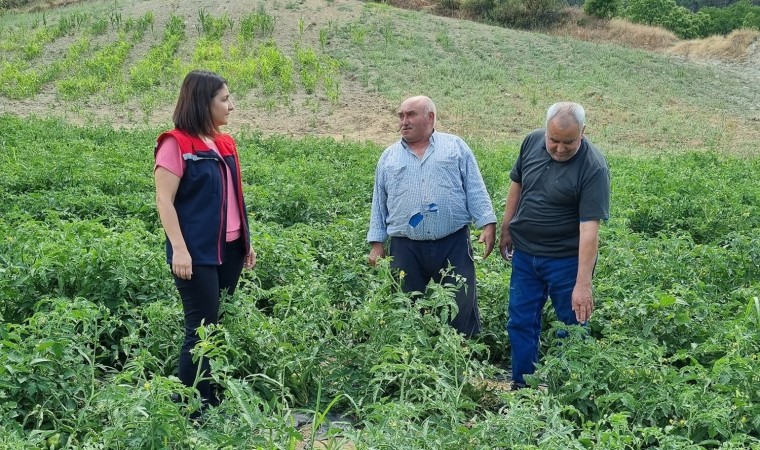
[0,114,758,449]
[1,0,759,448]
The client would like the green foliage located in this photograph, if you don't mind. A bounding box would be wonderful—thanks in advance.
[2,114,759,447]
[454,0,567,29]
[675,0,760,10]
[294,41,342,100]
[185,9,340,105]
[0,0,29,10]
[1,2,759,445]
[700,0,760,34]
[0,60,41,98]
[584,0,622,18]
[458,0,568,28]
[624,0,760,37]
[490,0,568,28]
[56,37,133,99]
[626,0,680,25]
[196,9,234,39]
[239,10,276,40]
[615,153,760,245]
[440,0,463,9]
[128,15,185,93]
[461,0,496,17]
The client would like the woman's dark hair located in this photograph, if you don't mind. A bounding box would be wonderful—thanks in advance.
[173,70,227,137]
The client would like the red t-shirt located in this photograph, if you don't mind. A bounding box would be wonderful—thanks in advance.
[155,136,242,242]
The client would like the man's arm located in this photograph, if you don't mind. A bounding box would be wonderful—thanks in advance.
[498,181,521,261]
[367,157,389,266]
[572,220,600,323]
[459,142,497,259]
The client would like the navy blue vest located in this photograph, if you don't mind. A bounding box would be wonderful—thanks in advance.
[155,129,251,265]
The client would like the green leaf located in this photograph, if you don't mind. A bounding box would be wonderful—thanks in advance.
[674,312,690,325]
[29,358,51,365]
[657,294,677,308]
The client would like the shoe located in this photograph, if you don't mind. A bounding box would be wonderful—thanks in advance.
[511,381,548,391]
[510,381,528,390]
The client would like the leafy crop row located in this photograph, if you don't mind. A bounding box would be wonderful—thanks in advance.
[0,7,342,119]
[0,115,757,448]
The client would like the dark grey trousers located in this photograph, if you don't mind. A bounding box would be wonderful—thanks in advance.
[389,226,482,337]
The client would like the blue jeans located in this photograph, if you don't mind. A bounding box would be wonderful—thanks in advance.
[507,249,579,384]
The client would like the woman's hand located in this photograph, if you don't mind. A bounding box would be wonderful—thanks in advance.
[244,246,257,269]
[171,248,193,279]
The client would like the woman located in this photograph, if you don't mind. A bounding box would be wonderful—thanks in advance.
[154,70,256,407]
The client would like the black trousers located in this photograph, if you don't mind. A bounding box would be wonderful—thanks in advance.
[173,238,245,405]
[389,226,482,337]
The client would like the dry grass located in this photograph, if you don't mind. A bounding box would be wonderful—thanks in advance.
[668,29,760,61]
[377,0,438,10]
[549,8,678,51]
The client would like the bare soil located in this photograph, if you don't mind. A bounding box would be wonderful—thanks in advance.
[2,0,399,144]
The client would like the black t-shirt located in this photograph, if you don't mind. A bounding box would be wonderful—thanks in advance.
[509,129,610,257]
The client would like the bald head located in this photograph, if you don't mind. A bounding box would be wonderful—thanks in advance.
[398,95,436,144]
[401,96,437,124]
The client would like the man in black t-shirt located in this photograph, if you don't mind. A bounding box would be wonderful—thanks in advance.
[498,102,610,389]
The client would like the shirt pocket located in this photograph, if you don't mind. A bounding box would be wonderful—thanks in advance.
[388,165,409,197]
[550,178,579,205]
[434,158,462,189]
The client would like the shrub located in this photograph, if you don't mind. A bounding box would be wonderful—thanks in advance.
[439,0,462,9]
[461,0,496,17]
[0,0,29,10]
[490,0,568,28]
[701,0,760,35]
[585,0,622,18]
[626,0,759,37]
[625,0,680,25]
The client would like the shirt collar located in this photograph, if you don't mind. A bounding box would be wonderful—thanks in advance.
[401,129,437,151]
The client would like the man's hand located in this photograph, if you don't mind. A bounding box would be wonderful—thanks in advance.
[572,283,594,323]
[498,224,513,261]
[368,242,386,267]
[479,223,496,259]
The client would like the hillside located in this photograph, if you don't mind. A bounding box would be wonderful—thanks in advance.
[1,0,758,154]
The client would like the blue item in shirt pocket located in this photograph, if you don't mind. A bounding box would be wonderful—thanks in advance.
[408,203,439,228]
[409,212,423,227]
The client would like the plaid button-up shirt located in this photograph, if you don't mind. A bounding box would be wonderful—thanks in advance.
[368,131,496,242]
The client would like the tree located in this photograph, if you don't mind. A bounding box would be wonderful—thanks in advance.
[585,0,622,18]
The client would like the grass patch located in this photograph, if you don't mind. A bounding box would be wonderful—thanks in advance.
[325,2,758,154]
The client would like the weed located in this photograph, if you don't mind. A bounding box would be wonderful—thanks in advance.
[239,10,275,41]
